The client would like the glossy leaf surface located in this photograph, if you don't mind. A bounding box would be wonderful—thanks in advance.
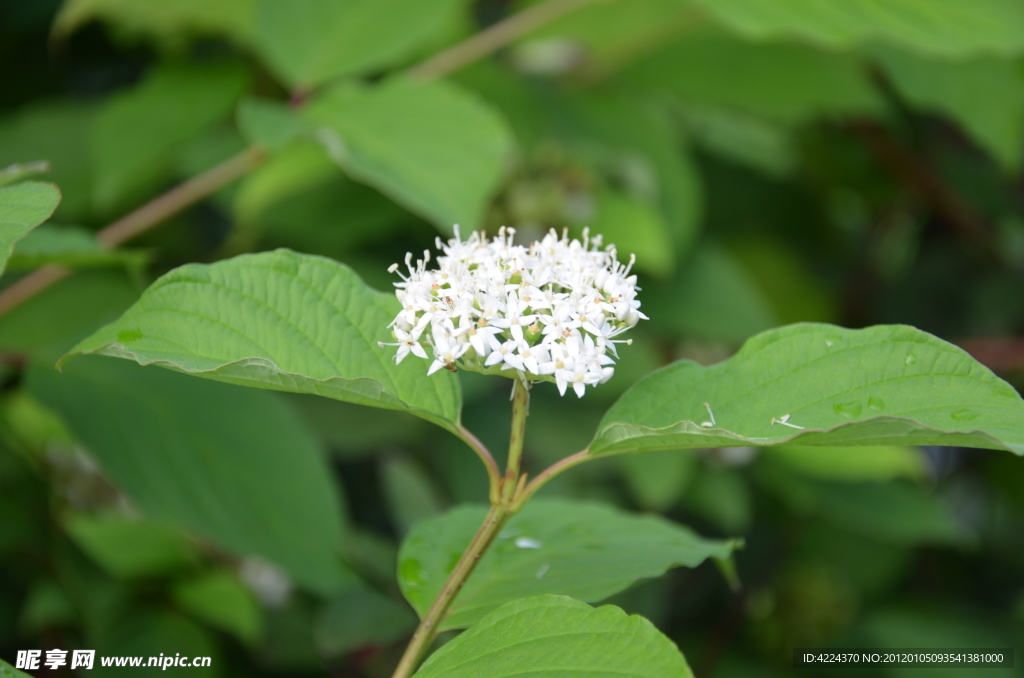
[399,499,740,630]
[413,595,692,678]
[62,249,462,432]
[593,324,1024,456]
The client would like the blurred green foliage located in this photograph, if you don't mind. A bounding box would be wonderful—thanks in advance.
[2,0,1024,676]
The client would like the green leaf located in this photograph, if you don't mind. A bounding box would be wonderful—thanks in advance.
[28,357,353,594]
[254,0,467,88]
[622,28,883,125]
[587,191,674,278]
[619,449,698,512]
[0,101,96,222]
[679,104,798,178]
[64,514,199,579]
[592,324,1024,456]
[61,249,462,432]
[7,224,147,273]
[767,445,927,481]
[0,181,61,276]
[814,482,967,545]
[52,0,255,45]
[381,456,446,536]
[236,97,307,151]
[90,61,249,212]
[0,161,50,188]
[305,78,514,232]
[554,93,702,256]
[314,587,416,657]
[0,658,34,678]
[173,571,262,643]
[871,45,1024,171]
[694,0,1024,58]
[413,595,693,678]
[645,243,778,344]
[398,499,740,630]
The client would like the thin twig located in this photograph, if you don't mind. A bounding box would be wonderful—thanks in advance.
[511,448,592,510]
[0,148,266,317]
[408,0,609,81]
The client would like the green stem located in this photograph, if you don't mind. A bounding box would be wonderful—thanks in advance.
[390,504,511,678]
[503,379,530,500]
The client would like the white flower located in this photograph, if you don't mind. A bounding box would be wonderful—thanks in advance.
[381,226,646,397]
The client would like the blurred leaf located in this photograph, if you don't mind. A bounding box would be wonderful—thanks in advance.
[694,0,1024,58]
[0,659,33,678]
[413,595,693,678]
[0,270,138,354]
[288,395,429,458]
[90,61,249,212]
[233,142,338,224]
[256,597,320,670]
[872,45,1024,171]
[62,250,463,432]
[7,225,147,272]
[53,0,254,44]
[592,324,1024,455]
[236,97,307,151]
[645,243,778,344]
[398,499,740,630]
[554,93,702,255]
[0,102,96,221]
[0,181,61,275]
[173,571,262,643]
[95,610,219,676]
[815,482,967,545]
[526,0,701,71]
[314,587,416,657]
[381,456,446,536]
[29,358,353,594]
[729,237,838,325]
[19,579,76,632]
[587,191,674,277]
[684,465,753,532]
[254,0,467,88]
[767,444,927,481]
[619,449,698,512]
[0,161,50,188]
[64,514,199,579]
[680,105,798,177]
[622,29,883,125]
[306,78,514,232]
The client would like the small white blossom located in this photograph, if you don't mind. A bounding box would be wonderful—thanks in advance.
[381,226,645,397]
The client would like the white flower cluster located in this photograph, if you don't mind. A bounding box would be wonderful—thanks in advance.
[380,227,646,397]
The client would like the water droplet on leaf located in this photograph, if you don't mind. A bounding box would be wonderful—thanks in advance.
[950,409,979,421]
[833,401,863,418]
[905,354,918,365]
[868,397,885,411]
[515,537,542,549]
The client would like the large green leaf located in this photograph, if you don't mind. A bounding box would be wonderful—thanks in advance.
[0,181,61,276]
[870,45,1024,172]
[90,61,249,212]
[305,78,514,232]
[61,249,462,432]
[398,499,739,630]
[254,0,467,88]
[0,658,33,678]
[28,357,353,594]
[694,0,1024,58]
[622,29,883,125]
[592,324,1024,456]
[63,513,199,579]
[413,595,692,678]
